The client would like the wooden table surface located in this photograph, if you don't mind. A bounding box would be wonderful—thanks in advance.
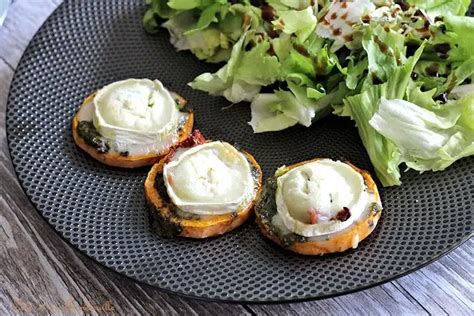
[1,1,473,315]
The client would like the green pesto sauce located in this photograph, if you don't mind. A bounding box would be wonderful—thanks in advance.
[368,202,382,215]
[148,202,183,238]
[77,121,109,153]
[255,176,307,247]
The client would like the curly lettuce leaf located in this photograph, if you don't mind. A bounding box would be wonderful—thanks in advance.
[341,44,425,186]
[249,92,307,133]
[442,15,474,62]
[167,0,229,10]
[272,6,317,43]
[183,3,225,35]
[162,11,232,62]
[189,35,259,102]
[267,0,314,10]
[343,85,402,186]
[143,0,176,32]
[167,0,201,10]
[250,81,348,133]
[407,0,471,18]
[145,0,260,63]
[281,47,316,78]
[369,97,474,172]
[190,33,282,103]
[335,54,368,90]
[362,24,406,85]
[234,40,282,86]
[456,95,474,130]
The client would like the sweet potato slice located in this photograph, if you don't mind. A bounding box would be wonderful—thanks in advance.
[144,147,263,239]
[255,158,382,255]
[72,93,193,168]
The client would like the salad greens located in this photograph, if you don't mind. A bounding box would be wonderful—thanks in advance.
[407,0,471,18]
[144,0,474,186]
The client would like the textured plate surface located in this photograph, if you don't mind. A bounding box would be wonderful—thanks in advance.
[6,0,473,303]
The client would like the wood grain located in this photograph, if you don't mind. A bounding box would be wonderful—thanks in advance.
[0,1,472,315]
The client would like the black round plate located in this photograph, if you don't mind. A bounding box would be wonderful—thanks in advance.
[6,0,473,303]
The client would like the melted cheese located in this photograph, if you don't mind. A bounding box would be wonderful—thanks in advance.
[91,79,182,155]
[163,142,255,215]
[275,159,370,237]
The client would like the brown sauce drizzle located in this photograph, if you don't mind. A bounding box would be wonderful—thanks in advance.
[395,52,402,66]
[332,27,342,36]
[344,34,353,42]
[372,73,383,84]
[434,43,450,59]
[414,9,424,17]
[391,7,401,18]
[395,0,411,11]
[374,36,388,54]
[267,44,275,56]
[425,63,440,77]
[293,44,310,57]
[416,20,430,33]
[406,43,420,57]
[261,4,276,22]
[319,11,328,23]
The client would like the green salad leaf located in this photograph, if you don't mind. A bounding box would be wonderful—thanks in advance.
[144,0,262,63]
[362,24,405,84]
[189,34,262,103]
[344,85,402,186]
[369,97,474,172]
[145,0,474,186]
[442,15,474,62]
[407,0,471,18]
[143,0,175,32]
[272,6,317,43]
[189,32,283,103]
[342,44,425,186]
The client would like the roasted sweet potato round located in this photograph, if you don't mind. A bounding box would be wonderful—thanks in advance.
[145,144,263,239]
[255,158,382,255]
[72,93,193,168]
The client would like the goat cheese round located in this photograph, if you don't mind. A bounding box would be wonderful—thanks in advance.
[92,79,182,155]
[275,159,370,237]
[163,142,255,215]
